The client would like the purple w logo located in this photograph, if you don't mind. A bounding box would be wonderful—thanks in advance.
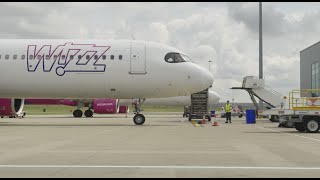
[27,43,110,76]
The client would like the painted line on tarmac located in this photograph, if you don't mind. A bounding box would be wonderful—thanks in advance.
[0,165,319,170]
[254,126,320,142]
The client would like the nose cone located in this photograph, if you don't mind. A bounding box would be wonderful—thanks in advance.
[181,62,214,96]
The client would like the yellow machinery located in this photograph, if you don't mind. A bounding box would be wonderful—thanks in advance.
[289,89,320,111]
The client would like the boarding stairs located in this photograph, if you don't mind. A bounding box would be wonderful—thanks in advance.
[231,76,287,110]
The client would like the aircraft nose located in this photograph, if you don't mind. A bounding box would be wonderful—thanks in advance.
[200,67,214,89]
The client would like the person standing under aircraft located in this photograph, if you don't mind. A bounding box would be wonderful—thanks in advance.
[225,100,233,123]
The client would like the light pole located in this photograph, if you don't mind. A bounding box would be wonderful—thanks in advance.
[259,2,263,109]
[208,60,212,72]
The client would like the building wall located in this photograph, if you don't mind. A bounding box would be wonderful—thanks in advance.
[300,41,320,94]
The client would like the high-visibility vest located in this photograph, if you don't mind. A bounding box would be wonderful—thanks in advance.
[225,104,232,112]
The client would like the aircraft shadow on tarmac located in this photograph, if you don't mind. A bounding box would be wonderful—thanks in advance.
[0,122,178,127]
[244,131,309,134]
[23,116,182,119]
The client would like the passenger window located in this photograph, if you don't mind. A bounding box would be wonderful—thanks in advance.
[45,55,49,60]
[29,55,34,60]
[102,55,106,60]
[5,55,9,60]
[53,55,57,60]
[119,55,122,60]
[13,55,17,60]
[0,55,1,59]
[78,55,82,60]
[37,55,41,60]
[111,55,114,60]
[62,55,66,60]
[21,55,25,60]
[94,55,98,60]
[86,55,90,60]
[70,55,74,60]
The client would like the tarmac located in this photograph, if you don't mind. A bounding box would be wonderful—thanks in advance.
[0,112,319,178]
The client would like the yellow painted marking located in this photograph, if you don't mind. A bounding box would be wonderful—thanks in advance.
[193,124,201,127]
[292,107,320,111]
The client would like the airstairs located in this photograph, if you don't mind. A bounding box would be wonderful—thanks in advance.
[232,76,287,110]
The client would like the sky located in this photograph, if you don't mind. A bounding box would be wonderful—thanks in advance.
[1,2,320,103]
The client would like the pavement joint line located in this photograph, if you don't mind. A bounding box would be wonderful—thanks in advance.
[0,165,319,170]
[254,126,320,142]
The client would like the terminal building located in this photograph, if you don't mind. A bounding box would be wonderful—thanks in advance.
[300,41,320,96]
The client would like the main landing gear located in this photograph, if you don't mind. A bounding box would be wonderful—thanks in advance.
[72,101,93,118]
[73,109,93,118]
[84,109,93,118]
[132,98,146,125]
[73,109,83,118]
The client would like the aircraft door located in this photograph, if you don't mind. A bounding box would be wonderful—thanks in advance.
[129,42,146,74]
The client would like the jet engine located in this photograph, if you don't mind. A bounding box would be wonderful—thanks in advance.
[93,99,119,114]
[0,98,25,117]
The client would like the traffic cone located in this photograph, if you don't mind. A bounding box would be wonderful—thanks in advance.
[202,115,206,124]
[212,114,219,126]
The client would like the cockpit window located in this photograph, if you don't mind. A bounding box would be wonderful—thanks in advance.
[181,54,193,62]
[164,53,192,63]
[165,53,175,63]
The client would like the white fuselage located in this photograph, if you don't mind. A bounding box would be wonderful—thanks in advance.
[119,90,220,107]
[0,39,213,99]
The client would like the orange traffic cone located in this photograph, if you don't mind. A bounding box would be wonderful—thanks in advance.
[202,115,206,124]
[212,114,219,126]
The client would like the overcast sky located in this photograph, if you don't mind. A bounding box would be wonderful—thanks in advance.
[1,2,320,102]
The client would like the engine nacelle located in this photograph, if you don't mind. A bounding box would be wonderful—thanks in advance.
[0,98,25,116]
[118,106,129,113]
[93,99,119,114]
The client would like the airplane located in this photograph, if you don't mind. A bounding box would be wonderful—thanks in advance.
[14,90,220,118]
[0,39,214,125]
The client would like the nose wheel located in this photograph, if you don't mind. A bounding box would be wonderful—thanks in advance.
[133,114,145,125]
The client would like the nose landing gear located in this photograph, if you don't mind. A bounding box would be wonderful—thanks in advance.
[132,98,146,125]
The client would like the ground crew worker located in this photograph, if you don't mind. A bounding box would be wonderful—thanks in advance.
[225,100,233,123]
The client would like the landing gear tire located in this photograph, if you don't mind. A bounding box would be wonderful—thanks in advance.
[270,115,280,122]
[295,123,305,132]
[84,110,93,118]
[1,116,3,118]
[208,116,211,122]
[133,114,145,125]
[73,110,83,118]
[239,114,243,118]
[188,115,192,121]
[304,119,320,133]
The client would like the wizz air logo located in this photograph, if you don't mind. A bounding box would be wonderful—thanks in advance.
[27,43,110,76]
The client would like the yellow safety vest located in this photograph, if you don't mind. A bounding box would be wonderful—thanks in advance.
[225,104,232,112]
